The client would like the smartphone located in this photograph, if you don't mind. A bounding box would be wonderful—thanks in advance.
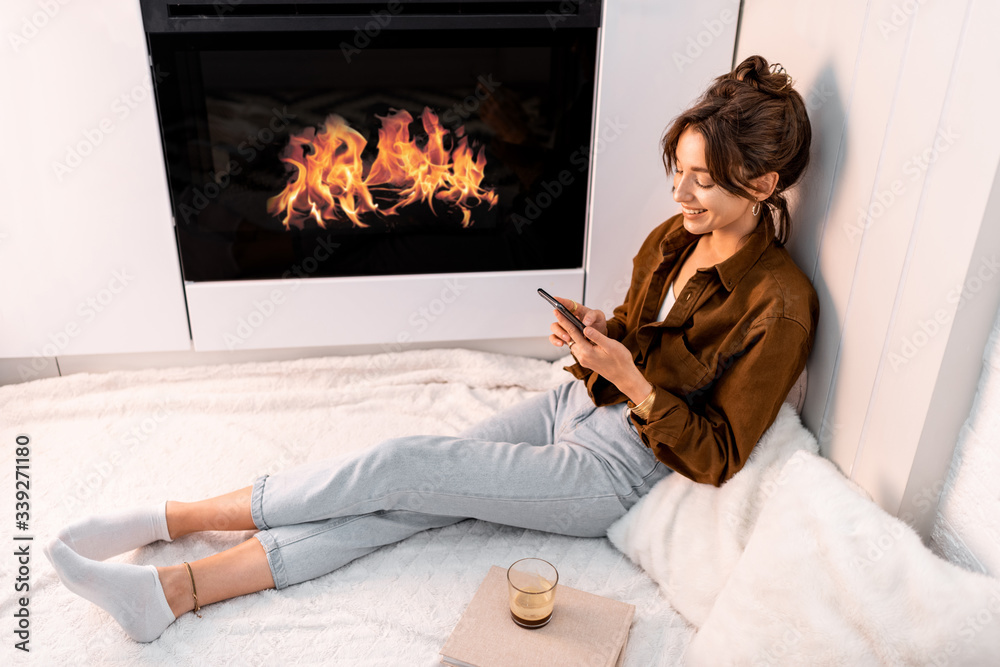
[538,288,587,332]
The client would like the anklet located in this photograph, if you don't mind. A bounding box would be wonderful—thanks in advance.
[183,562,202,618]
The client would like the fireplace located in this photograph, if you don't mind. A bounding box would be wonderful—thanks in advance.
[138,0,601,350]
[141,1,601,283]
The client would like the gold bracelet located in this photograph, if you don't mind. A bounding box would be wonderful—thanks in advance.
[628,388,656,421]
[184,561,202,618]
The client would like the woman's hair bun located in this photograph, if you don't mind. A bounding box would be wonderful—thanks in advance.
[732,55,793,97]
[661,54,811,246]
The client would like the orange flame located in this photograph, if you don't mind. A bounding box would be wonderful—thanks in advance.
[267,108,498,230]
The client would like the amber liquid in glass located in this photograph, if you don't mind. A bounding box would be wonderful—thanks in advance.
[510,581,555,628]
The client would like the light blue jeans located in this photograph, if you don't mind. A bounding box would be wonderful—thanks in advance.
[250,380,671,589]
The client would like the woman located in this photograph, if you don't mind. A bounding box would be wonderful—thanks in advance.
[45,55,818,643]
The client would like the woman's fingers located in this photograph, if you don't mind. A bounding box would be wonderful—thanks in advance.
[555,295,595,322]
[554,311,589,347]
[549,320,572,343]
[574,304,607,335]
[554,295,578,313]
[583,326,608,345]
[551,295,607,330]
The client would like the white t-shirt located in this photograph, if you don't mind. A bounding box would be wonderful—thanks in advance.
[657,281,677,322]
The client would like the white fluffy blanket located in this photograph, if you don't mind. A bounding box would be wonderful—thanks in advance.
[0,350,693,665]
[608,406,1000,665]
[607,403,817,628]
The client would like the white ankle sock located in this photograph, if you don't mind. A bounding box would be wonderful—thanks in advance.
[43,538,177,643]
[57,502,172,561]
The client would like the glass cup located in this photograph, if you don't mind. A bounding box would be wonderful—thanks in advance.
[507,558,558,628]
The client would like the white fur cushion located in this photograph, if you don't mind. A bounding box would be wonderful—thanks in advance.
[607,403,818,627]
[684,451,1000,665]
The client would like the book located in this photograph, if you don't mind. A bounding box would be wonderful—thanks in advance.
[440,565,635,667]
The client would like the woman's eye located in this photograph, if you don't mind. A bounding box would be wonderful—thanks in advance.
[677,170,714,188]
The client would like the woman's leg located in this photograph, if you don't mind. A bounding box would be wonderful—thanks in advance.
[251,398,668,590]
[55,488,257,561]
[156,537,274,616]
[165,487,256,538]
[45,383,589,640]
[45,534,274,642]
[48,382,666,642]
[55,382,584,562]
[254,510,463,589]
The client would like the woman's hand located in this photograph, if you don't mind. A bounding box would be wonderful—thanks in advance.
[553,311,652,403]
[548,297,608,349]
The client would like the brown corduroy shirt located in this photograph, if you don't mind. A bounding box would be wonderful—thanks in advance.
[566,213,819,486]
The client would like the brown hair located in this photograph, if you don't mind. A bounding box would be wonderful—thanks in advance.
[662,55,811,246]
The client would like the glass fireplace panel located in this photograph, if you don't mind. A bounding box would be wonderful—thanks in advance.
[150,28,597,282]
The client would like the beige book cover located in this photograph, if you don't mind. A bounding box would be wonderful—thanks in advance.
[440,565,635,667]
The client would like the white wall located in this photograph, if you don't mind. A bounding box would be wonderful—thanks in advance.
[0,0,190,377]
[737,0,1000,537]
[932,284,1000,577]
[585,0,739,314]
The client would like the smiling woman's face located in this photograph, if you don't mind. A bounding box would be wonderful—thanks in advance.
[671,127,758,238]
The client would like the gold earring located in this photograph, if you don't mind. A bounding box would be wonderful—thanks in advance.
[752,200,761,216]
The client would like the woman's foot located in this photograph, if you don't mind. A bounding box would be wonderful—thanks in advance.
[56,502,172,561]
[43,538,177,642]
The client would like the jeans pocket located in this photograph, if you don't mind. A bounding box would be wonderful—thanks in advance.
[619,461,671,511]
[619,403,644,443]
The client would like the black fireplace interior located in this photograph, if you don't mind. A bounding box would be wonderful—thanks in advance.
[142,1,601,282]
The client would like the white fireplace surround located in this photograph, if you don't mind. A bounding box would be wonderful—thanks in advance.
[0,0,742,361]
[186,270,584,351]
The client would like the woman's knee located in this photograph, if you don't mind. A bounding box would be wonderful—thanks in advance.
[359,435,454,496]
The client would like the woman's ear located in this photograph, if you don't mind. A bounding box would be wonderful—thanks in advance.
[752,171,780,200]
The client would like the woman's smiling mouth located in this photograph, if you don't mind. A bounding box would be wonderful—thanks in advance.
[681,206,707,216]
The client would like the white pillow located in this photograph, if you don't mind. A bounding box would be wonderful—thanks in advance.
[684,450,1000,665]
[607,403,818,627]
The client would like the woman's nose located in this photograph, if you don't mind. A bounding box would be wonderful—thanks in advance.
[672,179,692,202]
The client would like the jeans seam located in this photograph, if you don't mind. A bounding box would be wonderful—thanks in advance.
[555,390,595,439]
[618,463,664,508]
[640,461,665,483]
[254,530,288,590]
[269,514,372,550]
[251,474,270,530]
[333,489,620,518]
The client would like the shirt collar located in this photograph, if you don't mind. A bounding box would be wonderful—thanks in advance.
[658,214,775,292]
[658,215,698,259]
[715,217,774,291]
